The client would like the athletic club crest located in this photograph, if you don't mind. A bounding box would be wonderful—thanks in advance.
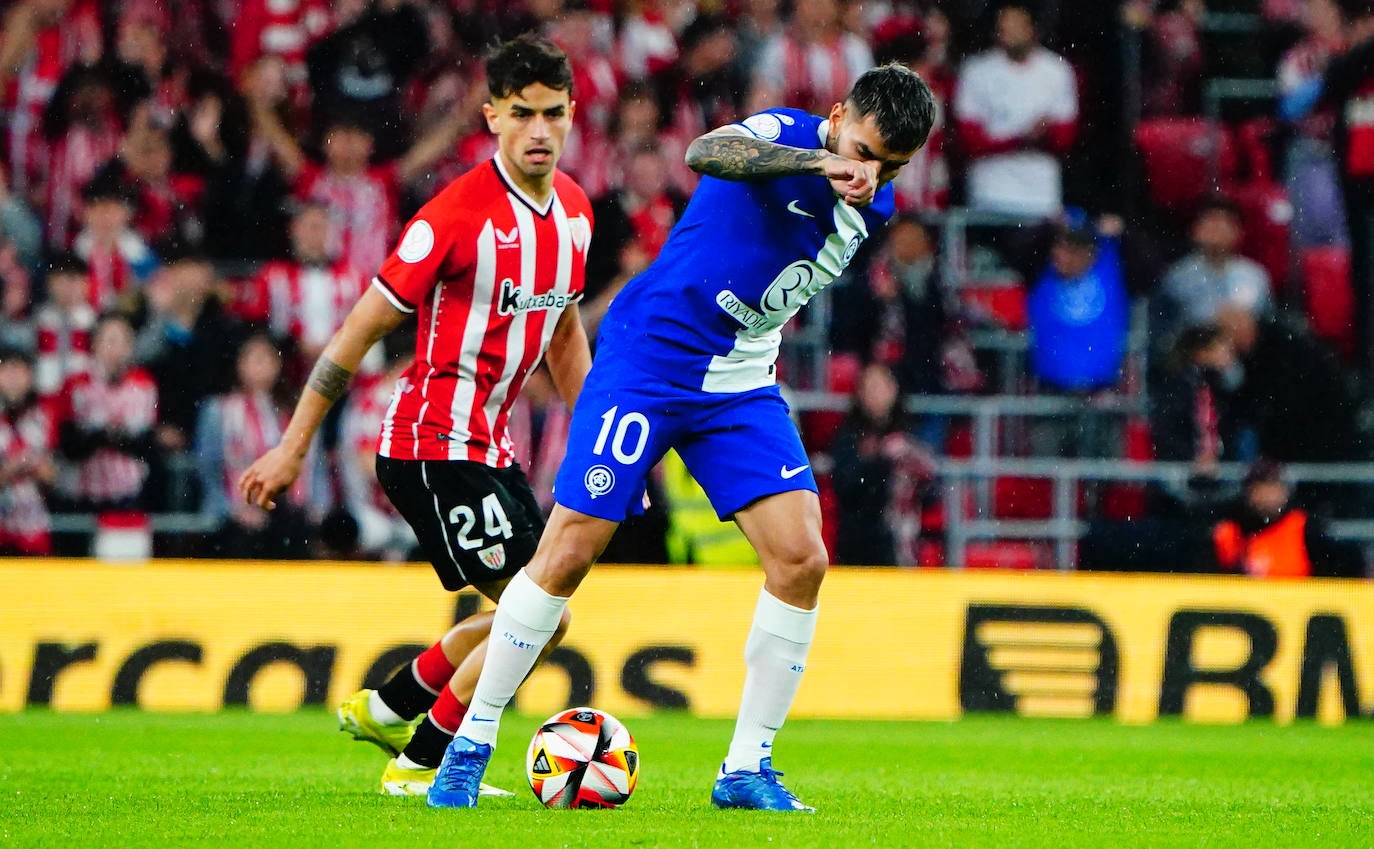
[478,543,507,570]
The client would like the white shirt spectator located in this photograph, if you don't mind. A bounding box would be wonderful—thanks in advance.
[955,46,1077,217]
[1161,253,1273,329]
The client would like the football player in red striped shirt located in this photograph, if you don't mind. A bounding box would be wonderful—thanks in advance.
[239,34,593,798]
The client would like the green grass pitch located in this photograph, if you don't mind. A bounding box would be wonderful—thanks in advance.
[1,711,1370,848]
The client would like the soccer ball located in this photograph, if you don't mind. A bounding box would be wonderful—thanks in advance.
[526,707,639,809]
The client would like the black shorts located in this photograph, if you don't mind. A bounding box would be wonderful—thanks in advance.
[375,457,545,591]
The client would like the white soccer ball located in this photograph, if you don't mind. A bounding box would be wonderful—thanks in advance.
[525,707,639,809]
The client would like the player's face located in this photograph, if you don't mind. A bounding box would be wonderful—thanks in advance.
[827,103,915,187]
[484,83,575,187]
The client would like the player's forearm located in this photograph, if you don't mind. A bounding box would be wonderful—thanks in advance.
[546,323,591,409]
[685,134,832,180]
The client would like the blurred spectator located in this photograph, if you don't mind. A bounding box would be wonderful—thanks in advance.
[1208,460,1365,577]
[53,311,158,511]
[1153,197,1272,360]
[655,14,744,146]
[874,14,951,212]
[1323,4,1374,369]
[1149,322,1245,515]
[30,252,95,397]
[0,231,31,339]
[72,177,158,311]
[618,0,689,80]
[1277,0,1349,249]
[0,346,55,555]
[249,99,471,277]
[236,200,376,378]
[199,56,293,260]
[228,0,330,107]
[1027,214,1129,393]
[953,3,1077,218]
[134,244,243,456]
[89,113,207,249]
[574,78,694,198]
[548,0,619,141]
[195,332,317,559]
[584,145,688,337]
[37,63,124,249]
[0,165,42,272]
[829,362,938,566]
[1216,302,1362,464]
[829,214,951,395]
[306,0,430,160]
[735,0,785,79]
[1121,0,1206,117]
[750,0,874,115]
[337,345,417,560]
[0,0,103,198]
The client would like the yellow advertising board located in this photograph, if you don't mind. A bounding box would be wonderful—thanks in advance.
[4,561,1372,723]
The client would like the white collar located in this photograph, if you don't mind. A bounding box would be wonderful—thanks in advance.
[493,154,555,217]
[817,119,830,149]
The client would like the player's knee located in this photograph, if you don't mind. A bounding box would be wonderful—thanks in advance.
[769,546,829,598]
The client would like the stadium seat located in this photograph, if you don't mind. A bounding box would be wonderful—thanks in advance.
[960,279,1027,331]
[963,540,1041,570]
[993,476,1053,520]
[1226,177,1294,293]
[1100,417,1152,521]
[1300,245,1357,361]
[1134,117,1238,216]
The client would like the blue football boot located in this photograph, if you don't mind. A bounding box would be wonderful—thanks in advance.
[710,758,815,812]
[426,736,492,808]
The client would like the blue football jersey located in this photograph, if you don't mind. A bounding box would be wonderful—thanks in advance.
[595,108,895,392]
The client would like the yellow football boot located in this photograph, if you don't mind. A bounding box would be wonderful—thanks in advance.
[337,689,417,757]
[380,758,514,798]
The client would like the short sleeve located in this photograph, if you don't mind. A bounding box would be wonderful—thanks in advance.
[732,108,823,150]
[374,207,470,314]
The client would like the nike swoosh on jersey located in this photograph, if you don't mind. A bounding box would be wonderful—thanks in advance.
[780,464,810,479]
[786,200,815,218]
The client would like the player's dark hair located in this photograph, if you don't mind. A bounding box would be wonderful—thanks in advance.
[485,34,573,100]
[845,63,936,153]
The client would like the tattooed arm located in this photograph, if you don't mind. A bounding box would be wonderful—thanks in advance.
[238,285,406,509]
[685,125,879,205]
[685,126,837,179]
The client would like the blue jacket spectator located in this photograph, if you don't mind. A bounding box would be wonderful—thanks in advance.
[1027,216,1129,392]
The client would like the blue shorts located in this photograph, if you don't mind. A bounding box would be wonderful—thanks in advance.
[554,371,816,523]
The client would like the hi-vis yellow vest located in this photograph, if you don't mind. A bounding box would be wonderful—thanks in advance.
[661,450,758,566]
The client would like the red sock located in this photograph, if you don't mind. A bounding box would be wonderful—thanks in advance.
[429,686,468,734]
[414,642,457,692]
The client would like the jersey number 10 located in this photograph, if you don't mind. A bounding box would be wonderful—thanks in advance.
[593,406,651,465]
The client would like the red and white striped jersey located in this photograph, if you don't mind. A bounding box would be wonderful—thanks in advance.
[245,259,372,362]
[295,161,401,278]
[0,397,57,554]
[372,157,593,466]
[32,301,95,398]
[55,367,158,505]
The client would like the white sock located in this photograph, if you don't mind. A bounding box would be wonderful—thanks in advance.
[368,690,404,725]
[455,569,568,746]
[395,752,424,770]
[722,589,817,775]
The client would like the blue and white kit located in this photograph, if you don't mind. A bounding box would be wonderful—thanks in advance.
[556,108,897,521]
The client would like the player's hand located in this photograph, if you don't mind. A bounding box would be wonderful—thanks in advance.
[822,155,878,207]
[237,445,303,510]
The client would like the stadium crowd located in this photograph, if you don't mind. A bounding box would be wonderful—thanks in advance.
[0,0,1370,577]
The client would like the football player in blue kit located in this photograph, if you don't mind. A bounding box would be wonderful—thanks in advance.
[428,64,936,811]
